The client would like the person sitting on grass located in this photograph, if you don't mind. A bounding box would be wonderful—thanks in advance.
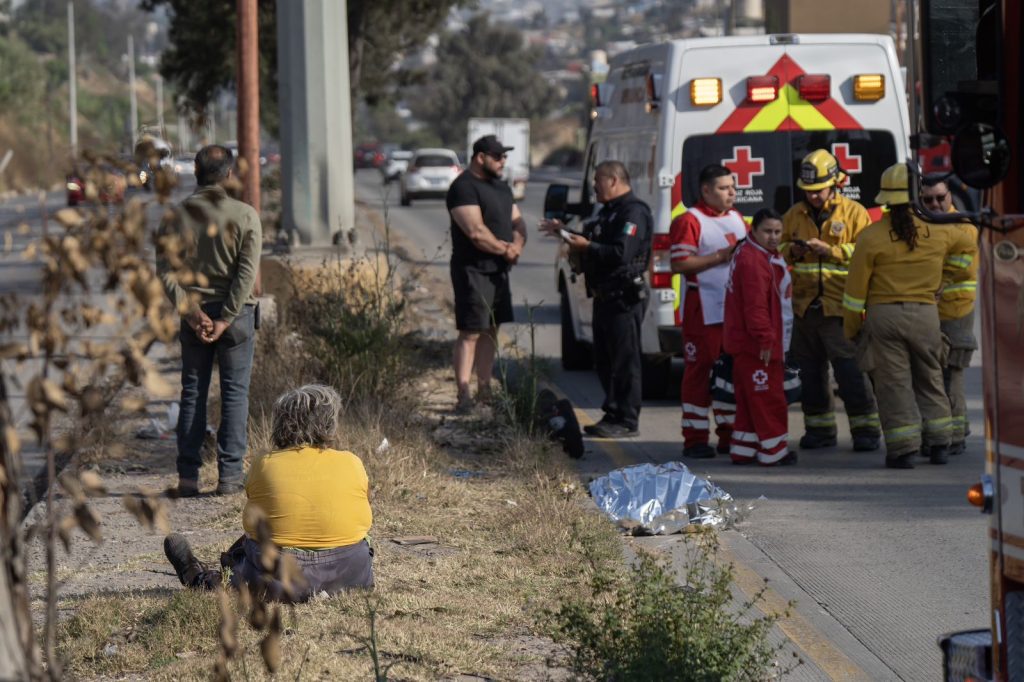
[163,384,374,601]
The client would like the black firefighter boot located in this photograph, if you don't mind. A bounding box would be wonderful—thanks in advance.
[852,431,881,452]
[799,430,837,449]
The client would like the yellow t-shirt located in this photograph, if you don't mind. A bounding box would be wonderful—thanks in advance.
[243,446,372,549]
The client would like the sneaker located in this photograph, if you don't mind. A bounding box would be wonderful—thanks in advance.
[683,443,716,459]
[885,452,917,469]
[928,445,950,465]
[799,432,837,449]
[587,422,639,439]
[852,434,881,452]
[163,534,222,590]
[168,478,199,498]
[949,441,966,456]
[215,480,245,496]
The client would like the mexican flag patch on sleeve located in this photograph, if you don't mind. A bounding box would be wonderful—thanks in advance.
[623,222,638,237]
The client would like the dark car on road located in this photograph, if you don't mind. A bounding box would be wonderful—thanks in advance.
[355,142,385,169]
[66,164,127,206]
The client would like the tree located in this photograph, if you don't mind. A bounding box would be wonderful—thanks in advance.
[140,0,279,135]
[143,0,467,136]
[410,14,557,146]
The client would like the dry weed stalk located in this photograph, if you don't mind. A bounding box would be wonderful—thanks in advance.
[0,157,181,679]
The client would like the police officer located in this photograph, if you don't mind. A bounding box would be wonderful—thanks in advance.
[782,149,881,452]
[540,161,653,438]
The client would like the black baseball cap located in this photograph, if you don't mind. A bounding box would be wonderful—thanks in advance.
[472,135,514,157]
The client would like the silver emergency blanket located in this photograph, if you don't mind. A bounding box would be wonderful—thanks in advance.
[589,461,735,534]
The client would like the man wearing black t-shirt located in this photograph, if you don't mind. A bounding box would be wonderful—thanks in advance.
[446,135,527,413]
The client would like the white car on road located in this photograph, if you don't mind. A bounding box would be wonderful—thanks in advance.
[400,148,462,206]
[381,149,413,184]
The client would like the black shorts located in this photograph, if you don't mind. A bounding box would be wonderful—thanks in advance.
[451,263,514,331]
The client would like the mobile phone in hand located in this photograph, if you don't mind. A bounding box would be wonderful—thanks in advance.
[559,229,574,242]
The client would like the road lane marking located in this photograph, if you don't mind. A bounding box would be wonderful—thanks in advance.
[719,543,873,681]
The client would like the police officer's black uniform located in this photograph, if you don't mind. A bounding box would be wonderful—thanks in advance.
[582,190,654,435]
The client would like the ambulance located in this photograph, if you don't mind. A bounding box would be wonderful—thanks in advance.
[544,34,911,396]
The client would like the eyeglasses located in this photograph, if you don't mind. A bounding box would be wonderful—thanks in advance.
[487,153,508,161]
[921,192,948,205]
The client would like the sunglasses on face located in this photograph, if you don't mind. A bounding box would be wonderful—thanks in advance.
[487,153,508,161]
[921,193,948,205]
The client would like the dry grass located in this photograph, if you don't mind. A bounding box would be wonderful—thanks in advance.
[56,395,622,680]
[54,258,624,681]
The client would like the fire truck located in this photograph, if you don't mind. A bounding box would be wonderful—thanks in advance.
[916,0,1024,679]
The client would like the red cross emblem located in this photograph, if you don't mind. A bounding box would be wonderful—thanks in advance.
[723,146,765,189]
[831,143,862,175]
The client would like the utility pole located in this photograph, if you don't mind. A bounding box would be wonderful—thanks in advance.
[237,0,260,210]
[277,0,355,245]
[127,35,138,152]
[155,74,164,139]
[67,1,77,158]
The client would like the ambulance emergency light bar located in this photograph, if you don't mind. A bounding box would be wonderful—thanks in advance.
[691,72,884,107]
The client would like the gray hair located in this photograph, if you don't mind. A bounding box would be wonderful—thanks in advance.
[270,384,341,449]
[595,160,630,185]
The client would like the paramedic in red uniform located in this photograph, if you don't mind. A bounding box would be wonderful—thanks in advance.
[723,208,796,466]
[670,164,749,459]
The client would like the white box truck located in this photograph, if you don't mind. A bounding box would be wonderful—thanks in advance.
[543,33,911,397]
[467,117,530,201]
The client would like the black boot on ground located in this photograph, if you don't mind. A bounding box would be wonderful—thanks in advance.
[164,533,223,590]
[885,452,917,469]
[799,432,837,449]
[852,434,881,452]
[929,445,950,465]
[683,443,716,459]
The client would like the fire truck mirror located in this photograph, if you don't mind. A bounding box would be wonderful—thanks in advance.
[951,122,1010,190]
[919,0,1000,135]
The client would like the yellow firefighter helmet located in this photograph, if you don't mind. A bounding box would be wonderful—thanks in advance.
[874,163,910,206]
[796,149,840,191]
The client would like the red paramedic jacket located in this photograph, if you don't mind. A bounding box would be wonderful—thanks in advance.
[723,237,789,360]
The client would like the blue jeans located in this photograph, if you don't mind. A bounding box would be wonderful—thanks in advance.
[176,302,255,484]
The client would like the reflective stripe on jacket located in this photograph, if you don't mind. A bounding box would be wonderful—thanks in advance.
[781,193,871,318]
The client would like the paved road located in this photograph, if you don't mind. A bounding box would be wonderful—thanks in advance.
[0,179,195,501]
[355,169,989,681]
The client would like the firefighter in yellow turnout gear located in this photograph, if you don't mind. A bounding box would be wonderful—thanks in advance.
[843,164,976,469]
[782,149,881,452]
[922,176,978,456]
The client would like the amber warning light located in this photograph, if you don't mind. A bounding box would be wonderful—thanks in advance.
[747,75,779,103]
[966,475,994,514]
[854,74,885,101]
[690,78,722,106]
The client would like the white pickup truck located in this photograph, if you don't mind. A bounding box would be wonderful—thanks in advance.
[467,117,530,201]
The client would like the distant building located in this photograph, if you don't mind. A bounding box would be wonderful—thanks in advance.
[764,0,889,34]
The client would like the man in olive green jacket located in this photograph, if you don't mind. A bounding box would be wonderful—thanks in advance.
[156,145,262,497]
